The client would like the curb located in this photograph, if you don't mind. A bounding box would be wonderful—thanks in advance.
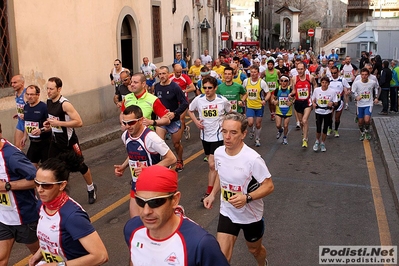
[372,118,399,213]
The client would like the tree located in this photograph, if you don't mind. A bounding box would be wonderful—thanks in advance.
[299,19,320,33]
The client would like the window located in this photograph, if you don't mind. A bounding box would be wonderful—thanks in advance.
[152,5,162,59]
[236,32,243,39]
[237,21,241,27]
[0,1,12,89]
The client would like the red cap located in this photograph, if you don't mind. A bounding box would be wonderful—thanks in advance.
[136,165,178,192]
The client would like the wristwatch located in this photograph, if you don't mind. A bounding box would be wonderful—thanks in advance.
[57,262,66,266]
[246,194,253,203]
[5,182,11,191]
[152,120,157,126]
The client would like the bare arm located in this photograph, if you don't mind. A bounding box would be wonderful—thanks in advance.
[0,179,35,192]
[47,102,83,128]
[157,150,177,167]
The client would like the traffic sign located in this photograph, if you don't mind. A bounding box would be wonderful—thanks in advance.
[221,32,230,41]
[308,28,315,37]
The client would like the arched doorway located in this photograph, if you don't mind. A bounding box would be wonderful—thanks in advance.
[182,20,192,66]
[117,10,139,74]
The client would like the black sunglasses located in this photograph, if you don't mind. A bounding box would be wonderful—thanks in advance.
[135,194,174,208]
[203,86,214,90]
[34,179,65,190]
[122,119,140,126]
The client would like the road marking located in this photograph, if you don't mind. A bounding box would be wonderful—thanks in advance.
[15,137,203,266]
[363,140,392,246]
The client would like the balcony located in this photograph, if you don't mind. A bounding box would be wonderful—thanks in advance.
[347,0,371,10]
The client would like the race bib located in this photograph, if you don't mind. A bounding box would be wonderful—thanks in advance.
[202,105,218,118]
[336,92,341,101]
[25,121,40,138]
[278,96,289,108]
[360,92,371,99]
[48,115,63,133]
[230,100,238,111]
[16,103,24,119]
[267,81,277,91]
[317,99,329,106]
[0,193,11,207]
[221,184,243,202]
[297,88,309,100]
[129,160,148,181]
[41,251,63,263]
[247,88,258,100]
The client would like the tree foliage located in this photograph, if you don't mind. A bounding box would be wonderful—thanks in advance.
[299,19,320,33]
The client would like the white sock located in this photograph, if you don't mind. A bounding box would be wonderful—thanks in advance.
[87,183,94,191]
[255,127,262,140]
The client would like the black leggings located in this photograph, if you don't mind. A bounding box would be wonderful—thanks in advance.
[315,113,332,134]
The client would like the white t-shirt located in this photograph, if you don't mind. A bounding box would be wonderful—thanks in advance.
[352,79,379,107]
[200,54,212,65]
[215,144,271,224]
[329,77,351,102]
[311,87,338,115]
[341,64,355,83]
[189,94,231,142]
[140,63,157,80]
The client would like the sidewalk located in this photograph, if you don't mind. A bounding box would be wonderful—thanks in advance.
[373,116,399,211]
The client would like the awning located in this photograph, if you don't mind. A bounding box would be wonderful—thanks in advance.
[343,30,375,44]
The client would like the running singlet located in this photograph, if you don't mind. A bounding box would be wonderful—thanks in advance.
[245,79,267,109]
[170,74,192,100]
[123,90,168,120]
[274,87,293,117]
[15,88,26,120]
[232,70,246,85]
[264,69,279,92]
[47,97,78,147]
[37,198,95,262]
[329,77,349,102]
[124,216,230,266]
[0,139,38,225]
[295,74,312,101]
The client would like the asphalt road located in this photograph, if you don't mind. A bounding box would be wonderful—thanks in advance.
[10,101,399,266]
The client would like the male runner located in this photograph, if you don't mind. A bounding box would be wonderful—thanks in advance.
[340,56,358,110]
[204,113,274,266]
[155,66,188,172]
[290,62,317,148]
[44,77,97,204]
[264,60,281,121]
[21,85,51,168]
[244,65,270,147]
[188,76,231,202]
[114,105,176,217]
[11,75,27,149]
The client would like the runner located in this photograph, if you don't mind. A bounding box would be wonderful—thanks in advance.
[21,85,51,168]
[271,75,294,145]
[264,60,281,121]
[188,76,231,202]
[340,56,358,110]
[216,66,247,114]
[290,62,317,148]
[124,165,229,266]
[327,66,351,137]
[155,66,189,172]
[114,105,176,217]
[311,77,338,152]
[44,77,97,204]
[11,75,27,149]
[203,112,274,266]
[244,65,271,147]
[352,68,379,140]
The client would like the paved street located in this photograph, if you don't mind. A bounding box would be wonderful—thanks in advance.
[9,101,399,266]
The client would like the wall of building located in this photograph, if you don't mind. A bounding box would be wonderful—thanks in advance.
[0,0,194,140]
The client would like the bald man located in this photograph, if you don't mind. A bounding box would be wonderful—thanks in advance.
[11,75,27,149]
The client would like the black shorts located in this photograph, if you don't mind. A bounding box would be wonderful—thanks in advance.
[27,139,50,164]
[48,141,88,174]
[294,99,312,114]
[201,140,224,155]
[217,214,265,242]
[0,221,38,244]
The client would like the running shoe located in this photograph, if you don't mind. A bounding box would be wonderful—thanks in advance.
[334,130,340,138]
[313,141,319,152]
[174,205,185,216]
[184,125,190,140]
[255,139,261,147]
[365,131,371,140]
[296,121,300,130]
[302,139,308,148]
[175,160,184,173]
[276,128,283,139]
[203,156,208,162]
[354,115,358,123]
[327,128,332,136]
[344,103,349,110]
[166,133,171,140]
[265,258,269,266]
[249,127,255,139]
[200,193,210,203]
[359,133,365,141]
[88,184,97,204]
[282,137,288,145]
[271,113,275,121]
[320,143,326,152]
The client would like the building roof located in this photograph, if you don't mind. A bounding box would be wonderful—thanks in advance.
[275,3,302,14]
